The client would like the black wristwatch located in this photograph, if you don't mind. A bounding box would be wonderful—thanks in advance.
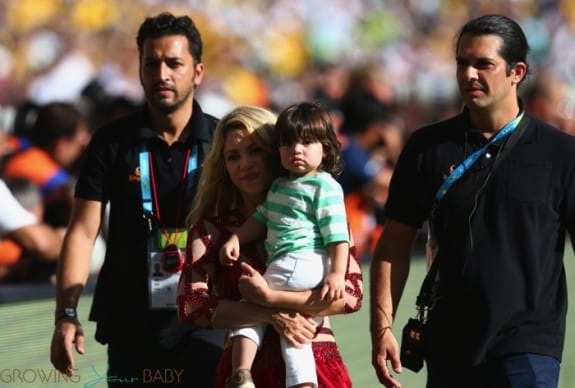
[55,307,78,323]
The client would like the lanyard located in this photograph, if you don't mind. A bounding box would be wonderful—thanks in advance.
[435,113,524,202]
[422,113,525,309]
[139,144,198,238]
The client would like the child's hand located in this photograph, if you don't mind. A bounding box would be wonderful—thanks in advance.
[219,234,240,266]
[321,272,345,301]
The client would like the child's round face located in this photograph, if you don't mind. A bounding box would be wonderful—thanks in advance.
[279,140,324,177]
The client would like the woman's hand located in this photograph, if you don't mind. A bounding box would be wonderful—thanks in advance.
[270,311,316,348]
[238,262,272,305]
[238,265,317,347]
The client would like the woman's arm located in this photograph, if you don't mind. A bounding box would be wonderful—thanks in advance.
[177,219,325,325]
[212,299,316,346]
[177,219,316,345]
[238,243,363,317]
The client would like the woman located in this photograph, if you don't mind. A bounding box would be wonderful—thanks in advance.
[177,105,363,387]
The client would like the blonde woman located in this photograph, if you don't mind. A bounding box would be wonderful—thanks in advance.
[177,105,363,388]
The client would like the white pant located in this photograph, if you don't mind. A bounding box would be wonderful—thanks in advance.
[230,250,329,388]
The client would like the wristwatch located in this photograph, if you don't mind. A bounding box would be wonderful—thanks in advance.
[55,307,78,323]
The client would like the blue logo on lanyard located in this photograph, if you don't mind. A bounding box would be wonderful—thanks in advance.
[435,113,524,202]
[139,144,198,215]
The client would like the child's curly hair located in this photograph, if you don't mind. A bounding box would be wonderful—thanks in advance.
[275,101,343,178]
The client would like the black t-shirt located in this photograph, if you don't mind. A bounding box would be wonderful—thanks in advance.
[75,101,216,345]
[385,109,575,366]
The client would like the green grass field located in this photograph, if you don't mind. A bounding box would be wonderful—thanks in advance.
[331,252,575,387]
[1,250,574,387]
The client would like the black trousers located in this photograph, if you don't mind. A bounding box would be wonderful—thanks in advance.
[426,353,560,388]
[106,329,226,387]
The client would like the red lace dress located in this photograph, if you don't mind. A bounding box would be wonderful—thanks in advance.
[177,211,363,388]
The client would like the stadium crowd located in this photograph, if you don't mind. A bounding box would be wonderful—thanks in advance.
[1,0,575,283]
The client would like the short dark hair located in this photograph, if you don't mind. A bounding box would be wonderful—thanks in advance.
[276,101,343,178]
[339,90,390,135]
[456,14,530,80]
[31,102,85,149]
[136,12,203,64]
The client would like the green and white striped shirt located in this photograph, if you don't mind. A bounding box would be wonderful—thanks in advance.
[254,171,349,263]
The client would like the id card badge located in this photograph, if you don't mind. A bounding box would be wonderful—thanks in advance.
[147,229,188,310]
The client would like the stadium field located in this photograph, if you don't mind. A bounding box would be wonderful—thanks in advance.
[1,250,574,387]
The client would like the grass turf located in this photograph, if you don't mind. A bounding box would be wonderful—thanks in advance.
[0,251,573,387]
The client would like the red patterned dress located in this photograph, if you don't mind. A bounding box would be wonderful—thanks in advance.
[177,211,363,388]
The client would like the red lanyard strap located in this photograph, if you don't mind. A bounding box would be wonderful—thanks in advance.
[144,147,192,245]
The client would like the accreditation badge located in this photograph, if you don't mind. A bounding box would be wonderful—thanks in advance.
[147,228,187,310]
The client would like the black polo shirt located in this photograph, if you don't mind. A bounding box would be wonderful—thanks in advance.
[75,100,216,344]
[385,109,575,366]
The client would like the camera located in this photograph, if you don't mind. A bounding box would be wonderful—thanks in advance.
[162,244,184,273]
[400,318,425,372]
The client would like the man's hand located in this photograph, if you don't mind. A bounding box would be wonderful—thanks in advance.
[50,319,85,376]
[371,327,402,388]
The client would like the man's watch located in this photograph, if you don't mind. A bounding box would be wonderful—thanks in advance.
[55,307,78,323]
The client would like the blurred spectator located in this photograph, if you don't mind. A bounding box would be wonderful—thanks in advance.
[4,177,44,218]
[345,63,395,108]
[0,174,66,284]
[2,101,90,226]
[25,34,96,105]
[523,68,575,136]
[311,62,351,132]
[0,176,106,284]
[80,80,142,131]
[0,177,45,264]
[0,0,574,268]
[0,101,37,158]
[337,90,403,259]
[0,177,63,283]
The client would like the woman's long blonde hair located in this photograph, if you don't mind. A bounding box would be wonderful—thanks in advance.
[186,106,278,227]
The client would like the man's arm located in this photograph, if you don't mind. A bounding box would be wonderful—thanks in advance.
[50,198,103,376]
[55,199,103,309]
[370,219,418,388]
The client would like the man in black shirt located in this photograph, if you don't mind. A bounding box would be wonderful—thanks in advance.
[50,12,224,387]
[370,14,575,388]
